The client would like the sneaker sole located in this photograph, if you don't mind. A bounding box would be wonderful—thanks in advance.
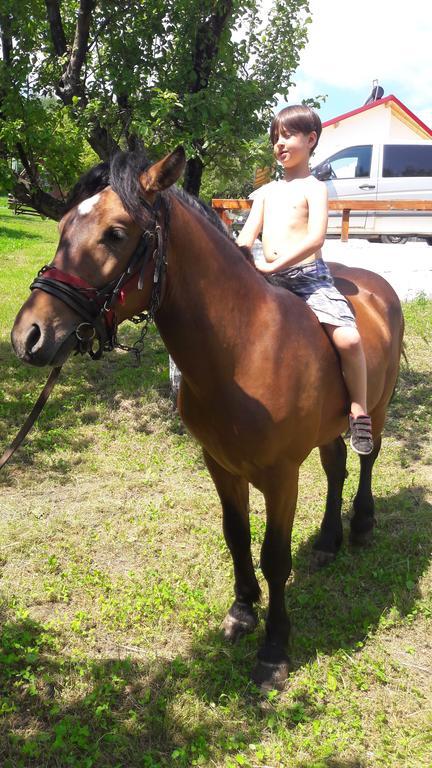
[350,437,373,456]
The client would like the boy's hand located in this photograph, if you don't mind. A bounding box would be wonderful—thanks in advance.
[257,260,277,274]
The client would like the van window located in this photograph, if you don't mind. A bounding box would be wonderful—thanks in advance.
[383,145,432,177]
[327,145,372,179]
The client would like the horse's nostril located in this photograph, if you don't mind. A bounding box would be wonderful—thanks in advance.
[25,324,42,355]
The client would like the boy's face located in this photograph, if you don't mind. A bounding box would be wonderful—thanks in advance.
[273,128,317,168]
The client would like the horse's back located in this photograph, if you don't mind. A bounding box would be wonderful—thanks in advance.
[328,261,402,327]
[329,261,404,414]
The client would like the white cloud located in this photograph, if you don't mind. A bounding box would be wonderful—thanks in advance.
[289,0,432,121]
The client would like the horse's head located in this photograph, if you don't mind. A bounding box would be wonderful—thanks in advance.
[11,147,186,366]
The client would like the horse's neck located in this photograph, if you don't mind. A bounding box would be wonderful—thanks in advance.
[156,199,268,384]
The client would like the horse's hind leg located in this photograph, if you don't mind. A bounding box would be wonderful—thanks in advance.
[203,450,261,643]
[350,434,382,546]
[312,436,347,569]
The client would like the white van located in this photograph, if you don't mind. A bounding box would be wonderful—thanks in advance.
[312,142,432,244]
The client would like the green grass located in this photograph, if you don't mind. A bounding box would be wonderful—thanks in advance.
[0,199,431,767]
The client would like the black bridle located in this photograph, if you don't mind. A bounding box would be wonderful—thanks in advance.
[29,194,170,361]
[1,193,170,472]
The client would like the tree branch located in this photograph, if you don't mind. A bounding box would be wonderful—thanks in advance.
[59,0,95,103]
[12,176,66,220]
[182,1,233,193]
[87,122,120,161]
[44,0,67,56]
[0,13,13,117]
[191,0,233,93]
[88,11,120,53]
[46,1,119,161]
[12,142,66,220]
[15,142,37,181]
[0,12,13,65]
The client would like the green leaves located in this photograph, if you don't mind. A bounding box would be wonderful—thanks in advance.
[1,0,314,207]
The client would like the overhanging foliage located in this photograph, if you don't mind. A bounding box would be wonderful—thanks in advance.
[0,0,311,217]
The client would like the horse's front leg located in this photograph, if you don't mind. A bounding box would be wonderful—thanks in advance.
[203,450,261,642]
[253,460,299,691]
[312,436,347,569]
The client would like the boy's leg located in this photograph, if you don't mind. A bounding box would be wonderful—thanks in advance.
[265,260,372,452]
[323,324,373,455]
[323,324,367,416]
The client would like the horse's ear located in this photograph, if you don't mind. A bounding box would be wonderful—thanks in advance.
[140,146,186,192]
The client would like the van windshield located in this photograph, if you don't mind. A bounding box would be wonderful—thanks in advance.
[319,145,372,179]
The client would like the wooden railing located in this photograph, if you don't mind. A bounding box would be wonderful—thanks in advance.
[212,198,432,242]
[7,194,42,217]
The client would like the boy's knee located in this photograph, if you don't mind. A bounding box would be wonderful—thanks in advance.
[332,326,362,352]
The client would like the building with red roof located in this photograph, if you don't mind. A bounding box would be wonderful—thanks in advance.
[313,94,432,165]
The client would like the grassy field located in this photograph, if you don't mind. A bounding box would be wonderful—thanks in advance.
[0,198,431,768]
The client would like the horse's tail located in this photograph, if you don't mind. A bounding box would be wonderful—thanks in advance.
[389,341,408,405]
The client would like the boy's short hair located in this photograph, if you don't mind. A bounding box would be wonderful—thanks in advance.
[270,105,322,154]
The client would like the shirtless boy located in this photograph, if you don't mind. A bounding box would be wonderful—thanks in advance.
[237,104,373,455]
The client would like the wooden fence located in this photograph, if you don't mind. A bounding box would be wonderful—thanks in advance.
[7,194,42,217]
[211,198,432,242]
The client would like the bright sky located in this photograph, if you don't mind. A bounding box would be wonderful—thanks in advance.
[279,0,432,128]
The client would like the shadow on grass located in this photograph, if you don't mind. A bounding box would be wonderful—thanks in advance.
[1,483,430,767]
[0,219,43,240]
[0,330,174,481]
[385,364,432,463]
[0,615,362,768]
[288,483,432,664]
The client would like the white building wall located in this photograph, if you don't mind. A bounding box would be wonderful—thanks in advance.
[387,116,429,142]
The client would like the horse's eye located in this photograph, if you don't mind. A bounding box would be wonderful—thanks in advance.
[104,227,127,242]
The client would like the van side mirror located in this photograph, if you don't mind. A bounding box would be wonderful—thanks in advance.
[314,162,333,181]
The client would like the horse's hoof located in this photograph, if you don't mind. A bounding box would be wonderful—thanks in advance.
[349,527,374,547]
[251,660,289,692]
[222,604,258,643]
[310,549,336,571]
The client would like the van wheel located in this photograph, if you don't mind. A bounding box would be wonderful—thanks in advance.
[426,237,432,246]
[380,235,408,244]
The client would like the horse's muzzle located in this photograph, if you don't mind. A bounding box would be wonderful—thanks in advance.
[11,291,79,367]
[11,319,77,367]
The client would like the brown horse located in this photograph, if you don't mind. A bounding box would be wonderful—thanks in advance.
[11,148,404,689]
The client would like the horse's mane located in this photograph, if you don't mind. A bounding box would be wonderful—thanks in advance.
[65,160,111,210]
[65,151,253,260]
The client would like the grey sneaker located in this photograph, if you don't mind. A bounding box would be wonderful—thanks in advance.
[349,414,373,455]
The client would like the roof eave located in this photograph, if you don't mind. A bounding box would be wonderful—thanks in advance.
[322,95,432,138]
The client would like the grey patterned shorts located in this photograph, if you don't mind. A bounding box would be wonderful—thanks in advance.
[266,257,356,328]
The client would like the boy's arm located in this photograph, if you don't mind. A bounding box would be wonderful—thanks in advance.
[236,194,264,248]
[258,182,328,273]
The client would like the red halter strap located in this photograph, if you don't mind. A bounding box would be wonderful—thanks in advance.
[38,267,98,294]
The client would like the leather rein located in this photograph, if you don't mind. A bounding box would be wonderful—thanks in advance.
[0,192,169,471]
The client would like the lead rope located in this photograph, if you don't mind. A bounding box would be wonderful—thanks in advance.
[0,365,62,471]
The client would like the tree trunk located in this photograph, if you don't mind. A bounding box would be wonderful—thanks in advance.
[87,122,120,161]
[12,180,66,221]
[181,1,233,197]
[44,0,67,56]
[183,156,204,197]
